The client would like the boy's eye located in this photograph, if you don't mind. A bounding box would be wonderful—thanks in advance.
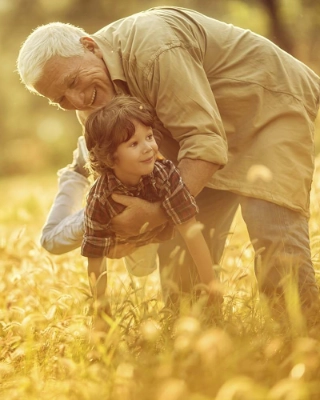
[130,141,138,147]
[147,134,154,140]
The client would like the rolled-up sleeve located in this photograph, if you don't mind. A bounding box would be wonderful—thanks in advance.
[81,193,113,258]
[162,184,198,225]
[157,161,199,224]
[145,46,228,166]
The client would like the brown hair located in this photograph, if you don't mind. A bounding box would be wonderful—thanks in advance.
[84,96,156,175]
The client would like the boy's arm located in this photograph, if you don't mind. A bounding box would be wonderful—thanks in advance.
[106,242,137,259]
[176,218,215,285]
[176,217,222,303]
[87,256,112,328]
[87,256,108,306]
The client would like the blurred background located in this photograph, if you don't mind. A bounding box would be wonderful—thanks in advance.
[2,0,320,177]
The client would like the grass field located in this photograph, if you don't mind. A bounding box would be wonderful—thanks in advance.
[1,163,320,400]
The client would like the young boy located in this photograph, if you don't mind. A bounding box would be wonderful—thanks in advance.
[82,96,221,313]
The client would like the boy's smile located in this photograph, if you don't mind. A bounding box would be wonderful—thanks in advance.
[112,120,158,186]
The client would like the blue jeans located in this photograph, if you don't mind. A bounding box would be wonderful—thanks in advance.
[158,188,319,310]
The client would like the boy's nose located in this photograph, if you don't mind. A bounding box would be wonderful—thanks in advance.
[143,142,153,153]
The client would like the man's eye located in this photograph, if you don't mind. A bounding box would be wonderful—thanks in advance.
[147,134,154,140]
[69,77,77,88]
[59,97,68,107]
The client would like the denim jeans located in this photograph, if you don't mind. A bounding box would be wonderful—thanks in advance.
[158,187,319,310]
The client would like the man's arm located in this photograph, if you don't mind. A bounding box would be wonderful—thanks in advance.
[177,158,220,196]
[110,158,220,236]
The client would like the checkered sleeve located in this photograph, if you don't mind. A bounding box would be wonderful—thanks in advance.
[81,186,114,258]
[157,160,199,225]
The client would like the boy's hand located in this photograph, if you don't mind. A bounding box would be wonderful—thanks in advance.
[207,280,224,306]
[207,290,224,307]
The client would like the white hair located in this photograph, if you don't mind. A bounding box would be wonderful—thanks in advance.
[17,22,90,93]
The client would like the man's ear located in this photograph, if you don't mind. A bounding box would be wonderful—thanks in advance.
[80,36,100,53]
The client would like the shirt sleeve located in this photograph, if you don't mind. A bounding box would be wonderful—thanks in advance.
[158,160,199,224]
[145,46,228,166]
[81,190,114,258]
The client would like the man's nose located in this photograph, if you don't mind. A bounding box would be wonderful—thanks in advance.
[65,88,85,110]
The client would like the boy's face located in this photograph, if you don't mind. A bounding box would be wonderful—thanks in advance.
[112,120,158,186]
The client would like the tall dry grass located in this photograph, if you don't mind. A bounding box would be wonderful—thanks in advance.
[1,164,320,400]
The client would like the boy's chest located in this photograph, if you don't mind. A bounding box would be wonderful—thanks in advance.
[107,183,163,216]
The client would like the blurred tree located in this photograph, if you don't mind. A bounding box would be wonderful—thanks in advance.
[259,0,294,54]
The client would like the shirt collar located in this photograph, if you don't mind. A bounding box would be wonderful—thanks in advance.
[102,169,155,195]
[91,34,129,95]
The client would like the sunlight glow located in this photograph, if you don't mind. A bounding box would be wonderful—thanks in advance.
[246,164,273,183]
[290,363,306,379]
[37,117,65,143]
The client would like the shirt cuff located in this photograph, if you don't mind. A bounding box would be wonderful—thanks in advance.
[177,134,228,166]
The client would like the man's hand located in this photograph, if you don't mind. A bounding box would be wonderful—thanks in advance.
[110,194,168,237]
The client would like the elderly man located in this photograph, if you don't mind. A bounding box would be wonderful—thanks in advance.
[17,6,320,320]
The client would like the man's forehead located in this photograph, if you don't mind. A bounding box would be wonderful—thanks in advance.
[34,56,73,100]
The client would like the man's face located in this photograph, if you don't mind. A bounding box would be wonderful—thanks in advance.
[34,38,116,112]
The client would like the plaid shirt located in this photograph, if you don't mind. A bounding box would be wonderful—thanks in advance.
[81,159,198,258]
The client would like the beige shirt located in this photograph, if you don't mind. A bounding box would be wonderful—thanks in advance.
[92,6,320,216]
